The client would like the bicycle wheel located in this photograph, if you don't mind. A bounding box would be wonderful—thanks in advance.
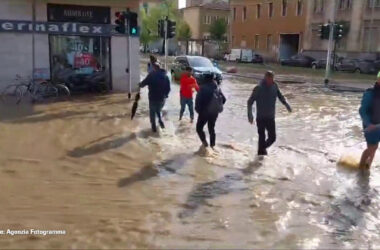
[1,84,23,105]
[55,83,71,98]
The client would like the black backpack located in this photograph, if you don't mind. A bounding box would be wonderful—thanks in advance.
[207,87,224,114]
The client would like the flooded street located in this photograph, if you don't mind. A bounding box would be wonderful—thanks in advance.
[1,72,380,249]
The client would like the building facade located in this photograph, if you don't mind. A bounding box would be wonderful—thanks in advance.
[230,0,306,61]
[0,0,140,93]
[181,1,230,55]
[303,0,380,58]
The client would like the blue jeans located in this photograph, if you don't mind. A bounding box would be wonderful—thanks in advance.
[149,100,165,129]
[180,97,194,120]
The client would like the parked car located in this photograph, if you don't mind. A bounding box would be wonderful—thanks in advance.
[334,58,360,73]
[224,49,263,64]
[355,59,380,74]
[311,56,343,69]
[280,54,315,67]
[252,52,264,64]
[171,56,223,84]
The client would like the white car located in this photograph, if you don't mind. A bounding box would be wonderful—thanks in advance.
[224,49,256,63]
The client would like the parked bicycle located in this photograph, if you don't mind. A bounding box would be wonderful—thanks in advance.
[1,75,70,105]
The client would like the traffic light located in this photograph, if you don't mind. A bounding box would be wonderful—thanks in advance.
[129,11,138,36]
[158,19,165,38]
[115,12,126,34]
[167,20,176,39]
[334,24,344,40]
[318,24,330,40]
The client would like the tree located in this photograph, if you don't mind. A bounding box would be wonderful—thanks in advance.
[177,21,192,54]
[209,18,227,41]
[209,18,228,57]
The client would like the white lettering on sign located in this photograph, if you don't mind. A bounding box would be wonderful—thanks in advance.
[2,22,13,30]
[64,10,93,18]
[79,26,89,33]
[0,20,113,36]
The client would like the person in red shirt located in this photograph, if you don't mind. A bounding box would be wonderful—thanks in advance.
[180,66,200,122]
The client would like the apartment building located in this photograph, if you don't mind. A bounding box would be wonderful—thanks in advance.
[230,0,306,61]
[303,0,380,58]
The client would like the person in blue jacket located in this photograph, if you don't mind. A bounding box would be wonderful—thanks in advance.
[359,71,380,169]
[140,62,171,133]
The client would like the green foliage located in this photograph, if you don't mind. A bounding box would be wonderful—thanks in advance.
[177,22,192,40]
[139,1,182,47]
[209,18,227,41]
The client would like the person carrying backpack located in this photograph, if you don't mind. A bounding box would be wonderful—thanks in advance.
[195,73,226,149]
[247,71,292,155]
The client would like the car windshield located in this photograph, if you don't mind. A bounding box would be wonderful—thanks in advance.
[188,57,213,68]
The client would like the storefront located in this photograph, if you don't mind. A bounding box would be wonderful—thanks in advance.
[0,0,140,93]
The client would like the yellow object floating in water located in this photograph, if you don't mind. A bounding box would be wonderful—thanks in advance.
[337,155,360,169]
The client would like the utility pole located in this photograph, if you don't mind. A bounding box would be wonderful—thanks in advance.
[32,0,36,82]
[324,1,337,86]
[164,16,168,71]
[127,9,132,99]
[368,0,375,52]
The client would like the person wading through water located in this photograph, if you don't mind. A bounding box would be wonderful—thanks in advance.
[359,71,380,169]
[179,66,200,122]
[247,71,292,155]
[195,73,226,149]
[147,55,157,74]
[139,62,171,133]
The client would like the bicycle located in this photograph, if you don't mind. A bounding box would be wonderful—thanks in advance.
[1,75,70,105]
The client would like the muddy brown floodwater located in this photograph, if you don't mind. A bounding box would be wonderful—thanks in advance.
[0,72,379,249]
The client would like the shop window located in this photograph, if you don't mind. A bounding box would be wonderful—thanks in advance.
[50,35,111,89]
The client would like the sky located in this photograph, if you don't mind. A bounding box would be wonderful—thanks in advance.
[178,0,186,9]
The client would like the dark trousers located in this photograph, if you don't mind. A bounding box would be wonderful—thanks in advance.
[149,100,165,129]
[180,97,194,120]
[256,118,276,155]
[196,112,218,147]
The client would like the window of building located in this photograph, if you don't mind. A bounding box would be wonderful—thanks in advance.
[257,4,261,19]
[207,16,211,24]
[368,0,380,8]
[243,6,247,21]
[338,0,345,9]
[321,0,325,11]
[255,34,260,49]
[346,0,352,8]
[282,0,287,16]
[266,34,272,51]
[296,0,303,16]
[241,35,247,47]
[233,7,236,20]
[269,3,274,18]
[203,16,207,24]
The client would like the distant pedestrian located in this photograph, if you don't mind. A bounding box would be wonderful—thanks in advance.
[140,62,171,133]
[247,71,292,155]
[147,55,157,74]
[195,73,226,149]
[179,66,200,122]
[359,71,380,169]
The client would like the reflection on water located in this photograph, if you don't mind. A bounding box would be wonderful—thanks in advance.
[0,73,380,249]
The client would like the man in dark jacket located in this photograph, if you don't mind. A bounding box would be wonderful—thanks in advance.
[140,62,171,132]
[247,71,292,155]
[195,73,226,149]
[359,72,380,169]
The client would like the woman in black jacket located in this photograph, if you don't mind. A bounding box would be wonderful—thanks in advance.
[195,73,226,149]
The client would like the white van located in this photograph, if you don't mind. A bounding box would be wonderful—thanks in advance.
[224,49,242,62]
[224,49,254,63]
